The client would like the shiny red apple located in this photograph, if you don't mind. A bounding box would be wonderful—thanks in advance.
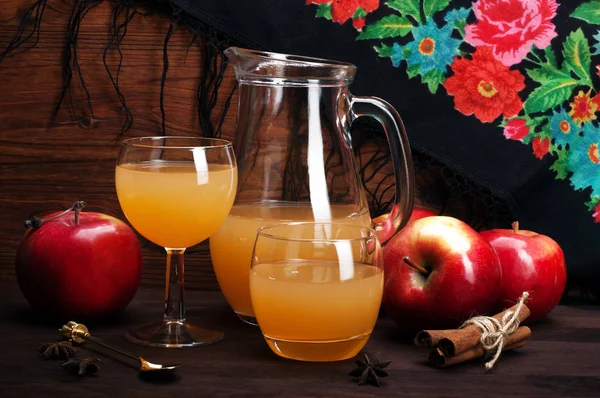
[15,202,143,319]
[382,216,502,331]
[480,222,567,322]
[373,205,436,245]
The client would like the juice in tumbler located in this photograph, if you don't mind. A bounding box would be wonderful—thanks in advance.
[250,260,383,361]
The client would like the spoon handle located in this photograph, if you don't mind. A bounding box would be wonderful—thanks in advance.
[84,334,141,362]
[59,321,141,363]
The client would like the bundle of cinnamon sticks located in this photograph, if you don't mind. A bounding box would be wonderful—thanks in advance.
[414,302,532,368]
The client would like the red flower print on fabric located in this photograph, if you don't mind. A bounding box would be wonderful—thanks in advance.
[588,143,599,165]
[532,136,550,159]
[594,203,600,223]
[443,47,525,123]
[464,0,558,66]
[569,90,598,126]
[503,118,529,141]
[307,0,378,26]
[352,17,366,30]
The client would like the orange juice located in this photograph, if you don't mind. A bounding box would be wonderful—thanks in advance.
[250,260,383,361]
[209,203,370,323]
[116,161,237,248]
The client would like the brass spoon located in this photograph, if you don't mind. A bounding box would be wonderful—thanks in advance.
[59,321,180,373]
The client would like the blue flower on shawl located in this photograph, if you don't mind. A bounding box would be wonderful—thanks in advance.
[390,43,404,67]
[567,123,600,193]
[593,30,600,55]
[403,19,461,75]
[444,8,470,26]
[550,107,580,148]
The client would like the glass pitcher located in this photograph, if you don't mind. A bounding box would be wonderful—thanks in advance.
[209,47,414,325]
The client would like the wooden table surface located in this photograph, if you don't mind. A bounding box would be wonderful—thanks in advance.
[0,283,599,397]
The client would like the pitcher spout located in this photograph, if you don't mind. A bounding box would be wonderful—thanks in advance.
[223,46,356,86]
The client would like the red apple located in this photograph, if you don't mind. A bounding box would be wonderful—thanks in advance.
[382,216,502,331]
[373,205,436,245]
[15,202,143,319]
[480,222,567,323]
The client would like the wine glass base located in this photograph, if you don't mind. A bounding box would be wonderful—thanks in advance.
[124,320,224,348]
[235,313,258,326]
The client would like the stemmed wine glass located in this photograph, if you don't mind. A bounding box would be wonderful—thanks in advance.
[115,136,237,348]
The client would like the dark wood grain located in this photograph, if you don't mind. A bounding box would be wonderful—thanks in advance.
[0,282,599,397]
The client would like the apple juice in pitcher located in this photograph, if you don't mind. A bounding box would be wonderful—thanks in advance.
[209,202,371,324]
[214,47,416,326]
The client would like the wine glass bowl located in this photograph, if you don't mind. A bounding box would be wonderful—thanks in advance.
[115,136,237,348]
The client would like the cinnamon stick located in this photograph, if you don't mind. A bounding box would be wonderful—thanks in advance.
[415,301,531,349]
[428,326,531,368]
[414,303,530,348]
[435,302,530,356]
[414,329,451,348]
[430,340,525,368]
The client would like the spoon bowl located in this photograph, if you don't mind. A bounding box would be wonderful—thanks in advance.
[139,358,180,372]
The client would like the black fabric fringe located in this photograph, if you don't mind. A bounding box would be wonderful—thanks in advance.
[51,0,103,128]
[196,26,234,138]
[1,0,515,230]
[352,117,516,228]
[0,0,513,227]
[159,9,178,136]
[0,0,48,62]
[0,0,235,138]
[103,1,138,138]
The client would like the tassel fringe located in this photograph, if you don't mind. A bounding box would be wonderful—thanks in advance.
[1,0,235,138]
[1,0,514,229]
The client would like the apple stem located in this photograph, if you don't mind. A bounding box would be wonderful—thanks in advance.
[24,201,87,229]
[512,221,519,234]
[73,201,86,226]
[402,256,429,276]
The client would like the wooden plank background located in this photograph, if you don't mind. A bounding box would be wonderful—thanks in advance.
[0,0,242,289]
[0,0,447,290]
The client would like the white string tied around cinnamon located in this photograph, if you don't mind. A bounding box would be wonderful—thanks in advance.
[459,291,529,370]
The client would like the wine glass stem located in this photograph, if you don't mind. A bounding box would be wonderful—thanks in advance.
[164,248,186,322]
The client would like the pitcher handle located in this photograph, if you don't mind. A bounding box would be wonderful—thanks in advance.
[349,95,415,244]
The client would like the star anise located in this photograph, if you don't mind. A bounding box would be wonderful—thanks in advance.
[348,353,390,387]
[61,357,102,376]
[37,341,77,360]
